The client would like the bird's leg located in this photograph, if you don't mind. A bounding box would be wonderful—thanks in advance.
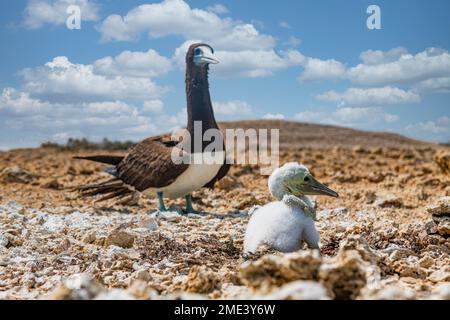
[185,194,200,214]
[157,192,168,212]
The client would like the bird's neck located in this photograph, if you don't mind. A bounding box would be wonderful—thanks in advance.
[185,64,219,136]
[282,194,316,220]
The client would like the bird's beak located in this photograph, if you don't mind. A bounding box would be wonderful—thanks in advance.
[288,176,339,198]
[305,176,339,198]
[200,51,220,64]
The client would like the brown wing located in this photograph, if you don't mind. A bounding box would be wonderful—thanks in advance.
[115,135,189,191]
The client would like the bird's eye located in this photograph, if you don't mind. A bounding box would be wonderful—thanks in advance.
[194,48,201,55]
[304,177,310,182]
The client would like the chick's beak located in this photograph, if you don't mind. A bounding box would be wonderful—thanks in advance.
[306,176,339,198]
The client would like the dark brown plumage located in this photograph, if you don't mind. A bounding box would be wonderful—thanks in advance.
[75,43,229,204]
[115,135,189,191]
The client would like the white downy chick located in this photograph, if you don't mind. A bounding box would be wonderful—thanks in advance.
[244,163,338,254]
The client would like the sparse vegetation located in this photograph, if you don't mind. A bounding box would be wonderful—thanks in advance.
[41,138,136,151]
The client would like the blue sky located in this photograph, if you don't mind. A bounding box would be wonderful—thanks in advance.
[0,0,449,149]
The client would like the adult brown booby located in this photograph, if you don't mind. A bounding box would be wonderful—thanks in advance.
[75,43,230,213]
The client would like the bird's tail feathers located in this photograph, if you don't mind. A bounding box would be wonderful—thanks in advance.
[73,155,124,166]
[74,178,138,204]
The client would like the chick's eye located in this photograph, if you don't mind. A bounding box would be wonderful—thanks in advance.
[194,48,201,55]
[304,177,310,182]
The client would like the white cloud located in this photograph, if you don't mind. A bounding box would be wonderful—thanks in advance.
[359,47,408,65]
[173,41,305,78]
[206,4,229,14]
[93,49,172,78]
[316,87,420,107]
[295,107,400,127]
[414,77,450,93]
[414,121,448,134]
[299,57,346,81]
[294,111,323,122]
[96,1,327,80]
[167,108,187,130]
[405,116,450,142]
[20,56,166,103]
[0,88,50,115]
[0,87,187,149]
[348,48,450,86]
[98,0,275,51]
[213,100,252,116]
[263,113,285,120]
[0,49,180,149]
[333,107,375,122]
[0,88,145,131]
[23,0,99,29]
[0,88,137,122]
[97,0,303,79]
[334,107,400,125]
[384,113,400,123]
[214,49,305,77]
[142,100,164,114]
[284,36,301,48]
[84,101,133,115]
[437,116,450,127]
[296,47,450,100]
[279,21,291,29]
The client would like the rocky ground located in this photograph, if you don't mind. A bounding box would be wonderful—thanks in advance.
[0,120,449,300]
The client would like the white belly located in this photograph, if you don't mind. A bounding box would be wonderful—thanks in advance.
[144,152,224,199]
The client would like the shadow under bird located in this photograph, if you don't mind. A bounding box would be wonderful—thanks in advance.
[74,43,230,213]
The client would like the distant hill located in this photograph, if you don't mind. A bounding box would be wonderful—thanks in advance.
[34,120,440,152]
[219,120,438,150]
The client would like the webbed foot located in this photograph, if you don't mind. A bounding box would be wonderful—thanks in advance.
[184,194,203,214]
